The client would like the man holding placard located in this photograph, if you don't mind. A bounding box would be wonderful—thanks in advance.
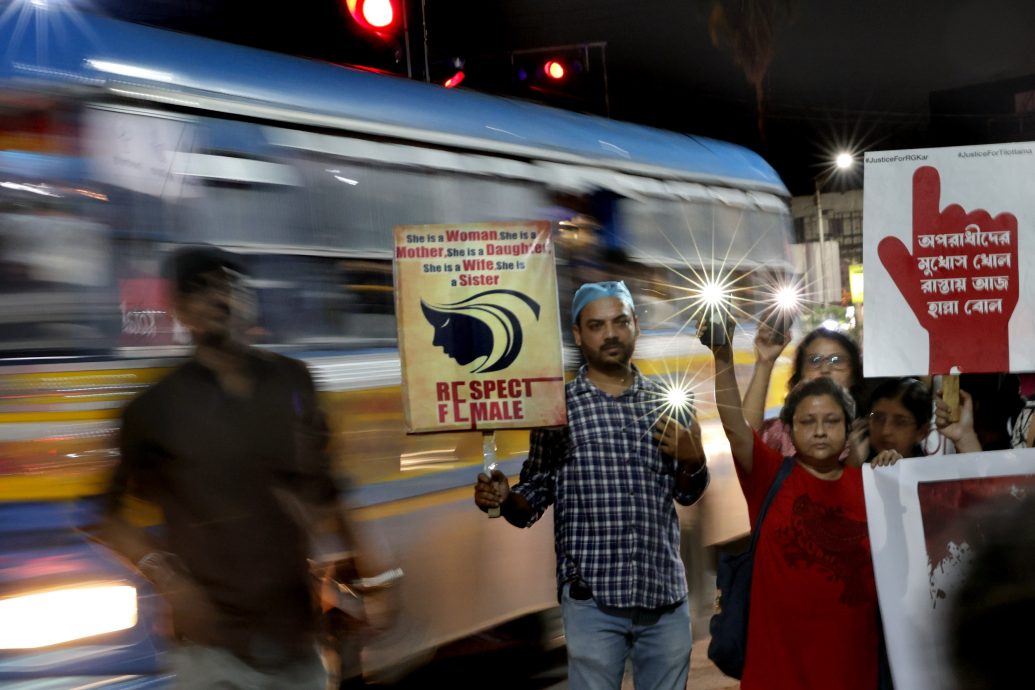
[474,281,709,690]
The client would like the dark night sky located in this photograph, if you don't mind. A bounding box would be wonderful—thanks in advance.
[93,0,1035,195]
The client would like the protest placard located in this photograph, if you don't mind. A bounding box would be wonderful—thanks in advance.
[394,221,566,433]
[863,143,1035,375]
[863,449,1035,689]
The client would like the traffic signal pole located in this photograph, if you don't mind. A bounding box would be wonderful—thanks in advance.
[421,0,430,82]
[401,0,413,78]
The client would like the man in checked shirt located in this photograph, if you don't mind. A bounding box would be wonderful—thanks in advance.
[474,280,709,690]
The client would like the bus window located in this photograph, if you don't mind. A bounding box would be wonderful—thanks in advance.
[336,258,395,340]
[298,154,551,251]
[302,158,447,253]
[177,165,308,247]
[711,202,793,269]
[617,195,793,271]
[243,254,396,349]
[0,208,118,354]
[438,175,548,224]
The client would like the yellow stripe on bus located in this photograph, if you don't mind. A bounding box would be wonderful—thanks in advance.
[0,349,795,502]
[0,411,120,423]
[0,473,110,500]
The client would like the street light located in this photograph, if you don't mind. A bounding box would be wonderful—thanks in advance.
[814,151,854,304]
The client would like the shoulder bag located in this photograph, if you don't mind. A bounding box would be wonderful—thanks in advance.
[707,456,795,679]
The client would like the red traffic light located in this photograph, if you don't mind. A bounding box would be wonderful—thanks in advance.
[443,71,465,89]
[544,60,566,80]
[344,0,399,34]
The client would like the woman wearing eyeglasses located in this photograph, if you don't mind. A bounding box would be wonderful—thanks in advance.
[852,376,984,464]
[867,378,933,461]
[743,326,864,460]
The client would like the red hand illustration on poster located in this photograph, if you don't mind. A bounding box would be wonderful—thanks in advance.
[878,166,1018,374]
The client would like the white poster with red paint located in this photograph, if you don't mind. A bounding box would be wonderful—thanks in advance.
[863,450,1035,690]
[863,143,1035,376]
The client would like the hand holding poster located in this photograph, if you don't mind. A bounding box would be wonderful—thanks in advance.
[864,144,1035,376]
[394,221,565,432]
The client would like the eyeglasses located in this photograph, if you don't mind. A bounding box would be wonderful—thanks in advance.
[805,353,849,370]
[869,411,917,431]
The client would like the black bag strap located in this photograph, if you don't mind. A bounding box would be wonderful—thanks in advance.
[747,456,795,554]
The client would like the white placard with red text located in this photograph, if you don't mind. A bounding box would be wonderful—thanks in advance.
[863,143,1035,376]
[863,449,1035,689]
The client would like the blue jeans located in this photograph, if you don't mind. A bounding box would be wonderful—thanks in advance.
[561,583,692,690]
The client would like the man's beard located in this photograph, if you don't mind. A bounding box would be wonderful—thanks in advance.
[592,339,633,367]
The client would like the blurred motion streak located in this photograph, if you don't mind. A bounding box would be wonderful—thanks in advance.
[0,5,794,685]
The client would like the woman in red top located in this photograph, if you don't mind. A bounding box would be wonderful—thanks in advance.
[710,334,895,690]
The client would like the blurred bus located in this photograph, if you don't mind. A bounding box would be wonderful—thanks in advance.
[0,6,794,686]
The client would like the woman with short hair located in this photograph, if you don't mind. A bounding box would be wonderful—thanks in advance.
[709,328,895,690]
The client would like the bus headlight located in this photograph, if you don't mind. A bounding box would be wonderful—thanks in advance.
[0,583,138,649]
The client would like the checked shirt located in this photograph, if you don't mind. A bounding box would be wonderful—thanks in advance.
[511,364,709,609]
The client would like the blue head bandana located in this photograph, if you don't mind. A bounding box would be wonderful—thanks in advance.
[571,280,635,325]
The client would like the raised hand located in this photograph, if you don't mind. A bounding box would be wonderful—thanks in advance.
[754,322,789,365]
[700,317,736,357]
[846,417,871,468]
[877,166,1018,373]
[935,389,981,453]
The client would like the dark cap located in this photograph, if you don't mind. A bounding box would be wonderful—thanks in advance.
[163,245,246,295]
